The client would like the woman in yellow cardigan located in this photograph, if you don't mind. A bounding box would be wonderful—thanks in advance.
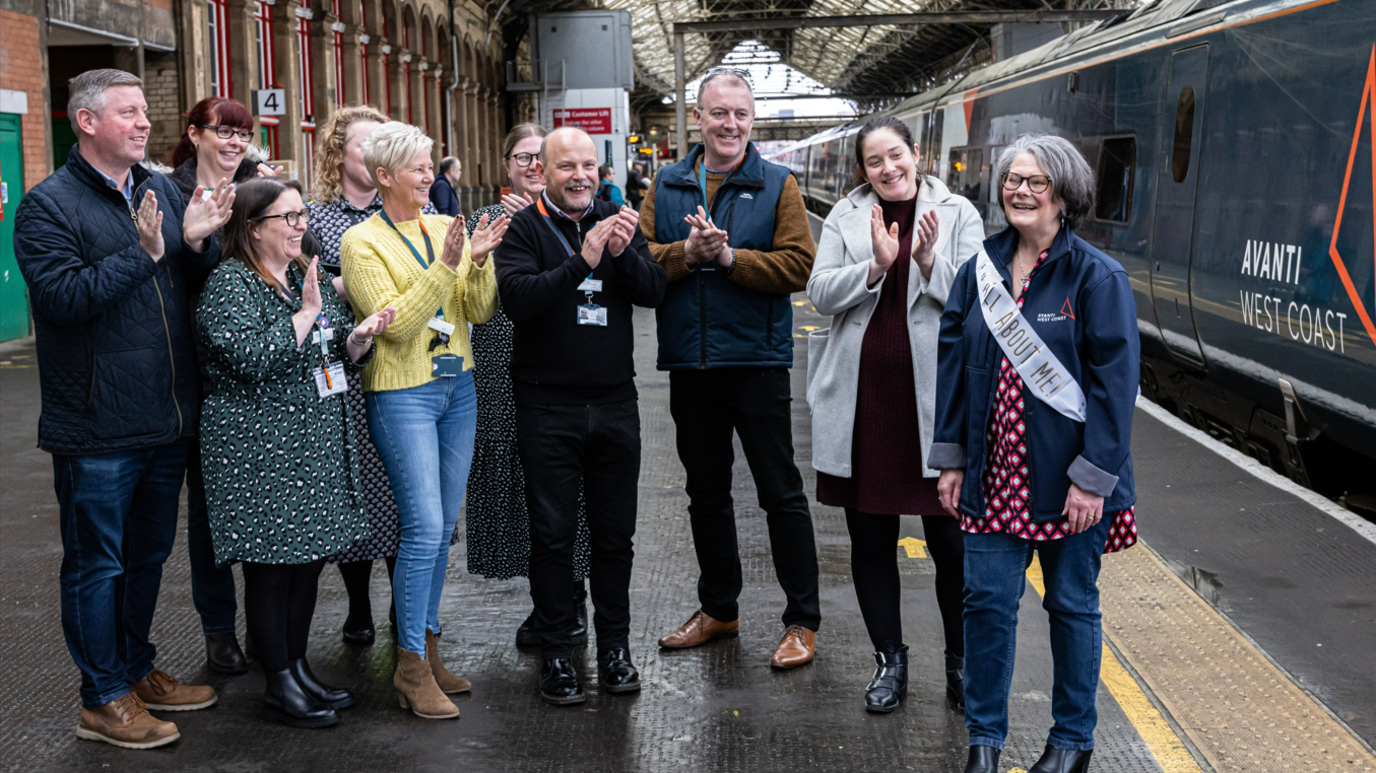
[341,122,508,720]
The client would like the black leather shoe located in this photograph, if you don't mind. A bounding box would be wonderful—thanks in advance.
[341,618,375,645]
[288,658,355,710]
[262,669,339,728]
[1028,745,1093,773]
[597,648,641,694]
[864,646,908,713]
[946,652,965,709]
[540,658,587,706]
[516,610,540,647]
[964,746,1001,773]
[570,589,589,645]
[205,632,248,675]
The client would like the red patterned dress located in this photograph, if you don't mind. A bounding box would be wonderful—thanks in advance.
[959,250,1137,553]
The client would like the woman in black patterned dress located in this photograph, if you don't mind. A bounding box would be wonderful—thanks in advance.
[467,122,593,646]
[307,106,443,644]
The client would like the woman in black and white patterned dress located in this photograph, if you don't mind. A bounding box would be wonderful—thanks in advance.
[307,106,443,645]
[467,122,592,646]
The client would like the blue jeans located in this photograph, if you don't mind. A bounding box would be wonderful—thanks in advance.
[54,440,188,709]
[963,517,1111,752]
[367,375,477,655]
[186,437,238,635]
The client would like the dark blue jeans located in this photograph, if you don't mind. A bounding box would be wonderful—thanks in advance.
[963,517,1111,752]
[54,440,188,709]
[186,437,238,635]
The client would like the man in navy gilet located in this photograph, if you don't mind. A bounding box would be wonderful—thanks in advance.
[639,70,822,669]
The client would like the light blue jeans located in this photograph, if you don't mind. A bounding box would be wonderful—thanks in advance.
[366,374,476,655]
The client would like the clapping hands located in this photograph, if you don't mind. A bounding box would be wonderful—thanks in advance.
[683,206,732,268]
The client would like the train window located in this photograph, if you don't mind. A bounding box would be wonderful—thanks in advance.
[1171,86,1195,183]
[987,146,1005,203]
[1095,136,1136,223]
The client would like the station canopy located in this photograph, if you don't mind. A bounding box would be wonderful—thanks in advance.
[502,1,1134,112]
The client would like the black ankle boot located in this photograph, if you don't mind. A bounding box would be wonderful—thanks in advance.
[570,588,589,645]
[597,647,640,694]
[263,669,339,728]
[540,658,586,706]
[946,651,965,708]
[964,746,1000,773]
[1028,746,1093,773]
[516,610,540,646]
[341,610,375,645]
[205,632,248,675]
[864,645,908,713]
[288,658,355,710]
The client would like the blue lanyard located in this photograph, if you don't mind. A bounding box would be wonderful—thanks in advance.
[379,209,443,320]
[698,162,712,218]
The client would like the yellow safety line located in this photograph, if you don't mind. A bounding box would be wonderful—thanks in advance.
[1024,557,1203,773]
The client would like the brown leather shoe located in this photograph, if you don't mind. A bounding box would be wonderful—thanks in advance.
[658,610,739,649]
[130,668,217,711]
[76,694,180,749]
[394,647,460,719]
[770,625,816,670]
[425,630,471,694]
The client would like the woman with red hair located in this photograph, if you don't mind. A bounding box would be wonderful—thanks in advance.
[169,96,279,205]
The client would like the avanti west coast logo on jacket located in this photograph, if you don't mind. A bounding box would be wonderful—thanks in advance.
[652,143,794,369]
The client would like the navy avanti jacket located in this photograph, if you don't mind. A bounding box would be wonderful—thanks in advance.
[928,226,1139,522]
[652,142,794,369]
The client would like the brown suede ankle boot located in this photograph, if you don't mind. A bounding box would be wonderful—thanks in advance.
[425,630,471,694]
[393,647,459,719]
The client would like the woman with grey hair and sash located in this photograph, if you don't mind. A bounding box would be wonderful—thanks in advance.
[931,133,1141,773]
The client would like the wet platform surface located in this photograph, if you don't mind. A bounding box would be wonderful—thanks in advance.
[2,302,1374,773]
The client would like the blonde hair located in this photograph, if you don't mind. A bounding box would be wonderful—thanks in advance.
[312,105,390,203]
[362,122,434,191]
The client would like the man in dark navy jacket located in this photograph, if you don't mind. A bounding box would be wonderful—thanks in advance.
[640,70,822,670]
[14,69,232,749]
[429,156,462,216]
[496,126,666,706]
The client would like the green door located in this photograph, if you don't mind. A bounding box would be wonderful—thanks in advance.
[0,113,32,341]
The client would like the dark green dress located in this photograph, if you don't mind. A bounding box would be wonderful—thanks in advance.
[196,260,371,566]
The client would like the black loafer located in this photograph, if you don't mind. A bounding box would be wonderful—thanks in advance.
[540,658,586,706]
[205,632,248,675]
[597,647,641,694]
[864,646,908,713]
[341,621,375,645]
[516,610,540,647]
[1028,746,1093,773]
[289,658,355,710]
[964,746,1001,773]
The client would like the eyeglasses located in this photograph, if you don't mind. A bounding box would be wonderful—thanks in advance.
[507,152,536,168]
[255,210,309,227]
[705,66,752,81]
[201,124,255,142]
[1002,172,1052,194]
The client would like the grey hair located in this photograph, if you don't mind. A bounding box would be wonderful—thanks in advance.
[360,122,433,189]
[439,156,459,175]
[995,133,1095,230]
[696,70,754,107]
[68,69,143,133]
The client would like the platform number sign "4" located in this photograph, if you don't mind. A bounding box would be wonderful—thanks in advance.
[254,89,287,116]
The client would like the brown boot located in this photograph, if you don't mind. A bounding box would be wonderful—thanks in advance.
[393,647,460,719]
[770,625,816,670]
[425,630,472,694]
[131,668,217,711]
[76,694,180,749]
[657,610,739,649]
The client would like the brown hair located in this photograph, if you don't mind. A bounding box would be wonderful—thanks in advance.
[312,105,390,203]
[222,178,312,294]
[501,121,548,163]
[172,97,255,168]
[853,116,917,187]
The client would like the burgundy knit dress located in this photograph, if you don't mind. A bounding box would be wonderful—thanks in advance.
[817,195,944,516]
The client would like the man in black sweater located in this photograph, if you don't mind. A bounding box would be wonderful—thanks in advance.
[495,126,667,706]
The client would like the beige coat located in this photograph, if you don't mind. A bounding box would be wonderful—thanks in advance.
[805,177,986,478]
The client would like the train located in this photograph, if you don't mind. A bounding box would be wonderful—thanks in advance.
[768,0,1376,511]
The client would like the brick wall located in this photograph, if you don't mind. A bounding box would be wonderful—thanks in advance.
[145,55,183,166]
[0,9,50,191]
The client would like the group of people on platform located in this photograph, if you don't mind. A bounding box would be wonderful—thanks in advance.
[14,65,1139,773]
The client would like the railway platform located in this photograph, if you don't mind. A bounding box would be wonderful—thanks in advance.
[1,306,1374,773]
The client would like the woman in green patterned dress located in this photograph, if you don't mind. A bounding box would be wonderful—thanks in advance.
[197,178,396,729]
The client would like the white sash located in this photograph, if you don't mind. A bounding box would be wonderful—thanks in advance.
[975,249,1086,423]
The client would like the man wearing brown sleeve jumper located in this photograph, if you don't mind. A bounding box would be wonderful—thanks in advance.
[639,69,821,670]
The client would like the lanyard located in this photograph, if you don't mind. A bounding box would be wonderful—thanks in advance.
[379,209,443,320]
[698,161,713,219]
[535,197,578,258]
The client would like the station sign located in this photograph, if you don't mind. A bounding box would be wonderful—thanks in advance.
[553,108,612,134]
[253,89,287,116]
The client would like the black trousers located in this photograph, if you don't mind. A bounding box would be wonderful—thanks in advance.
[845,510,965,656]
[669,368,821,631]
[241,559,326,673]
[516,400,641,659]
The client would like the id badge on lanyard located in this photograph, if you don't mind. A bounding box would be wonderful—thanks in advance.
[311,313,347,399]
[379,210,460,374]
[536,198,609,328]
